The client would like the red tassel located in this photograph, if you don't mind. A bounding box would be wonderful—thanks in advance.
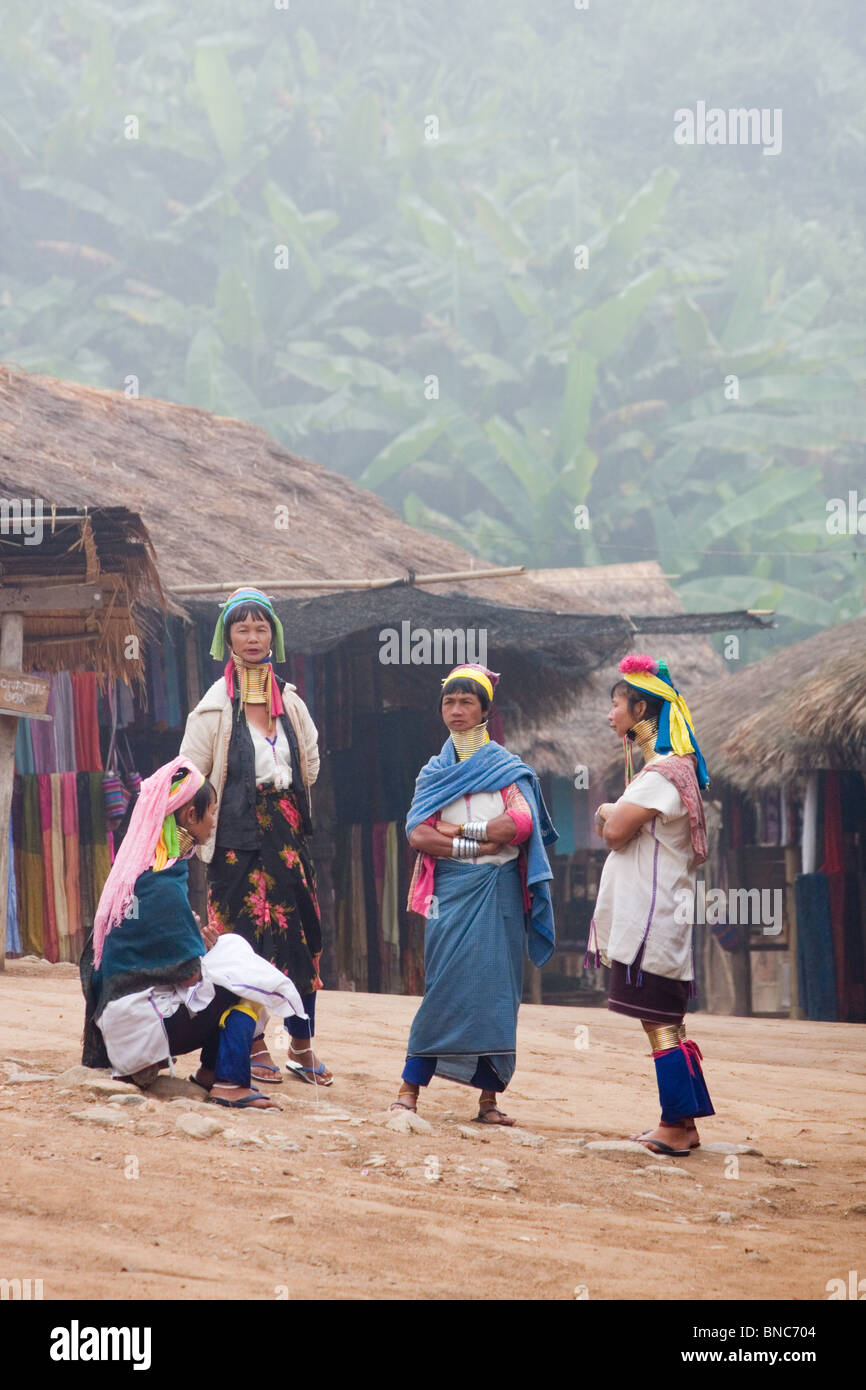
[679,1038,703,1076]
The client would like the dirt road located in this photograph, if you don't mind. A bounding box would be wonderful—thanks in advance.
[1,957,864,1301]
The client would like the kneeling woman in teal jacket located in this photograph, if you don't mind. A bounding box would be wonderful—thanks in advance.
[83,756,307,1109]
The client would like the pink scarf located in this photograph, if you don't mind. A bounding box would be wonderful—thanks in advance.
[650,754,708,865]
[93,755,205,966]
[223,658,285,724]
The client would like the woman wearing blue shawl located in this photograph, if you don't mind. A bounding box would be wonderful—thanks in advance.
[392,665,557,1125]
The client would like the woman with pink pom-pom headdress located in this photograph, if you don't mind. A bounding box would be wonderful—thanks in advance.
[586,653,714,1157]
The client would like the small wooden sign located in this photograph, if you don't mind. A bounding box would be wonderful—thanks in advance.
[0,669,51,720]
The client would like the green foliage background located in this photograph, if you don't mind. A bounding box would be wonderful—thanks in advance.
[1,0,864,657]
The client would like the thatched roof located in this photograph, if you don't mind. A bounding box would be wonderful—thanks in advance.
[0,364,561,607]
[0,505,164,682]
[0,365,768,613]
[509,563,729,786]
[0,366,769,720]
[690,616,866,791]
[185,563,767,731]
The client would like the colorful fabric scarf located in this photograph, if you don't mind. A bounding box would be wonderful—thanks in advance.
[76,773,95,935]
[406,738,558,966]
[618,654,709,789]
[37,774,59,962]
[71,672,103,771]
[224,656,285,728]
[648,756,708,866]
[93,755,206,966]
[20,777,44,956]
[31,679,58,774]
[52,672,77,772]
[14,718,36,775]
[50,774,69,956]
[61,772,81,943]
[6,821,21,955]
[90,771,112,914]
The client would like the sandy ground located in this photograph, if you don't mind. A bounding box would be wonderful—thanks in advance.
[0,957,864,1302]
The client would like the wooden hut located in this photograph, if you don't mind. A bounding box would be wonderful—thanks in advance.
[0,503,165,966]
[508,564,733,1003]
[0,367,768,992]
[689,619,866,1023]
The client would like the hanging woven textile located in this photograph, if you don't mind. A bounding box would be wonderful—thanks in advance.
[71,673,103,771]
[37,774,59,962]
[77,772,95,936]
[117,679,135,727]
[31,677,58,773]
[14,718,36,776]
[52,672,77,773]
[19,777,43,956]
[50,773,70,959]
[90,771,113,907]
[61,771,81,948]
[6,820,21,955]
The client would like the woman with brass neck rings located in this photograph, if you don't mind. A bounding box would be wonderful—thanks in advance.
[180,587,332,1088]
[588,654,714,1157]
[393,665,557,1125]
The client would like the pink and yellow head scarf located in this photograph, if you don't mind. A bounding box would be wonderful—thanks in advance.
[93,756,206,966]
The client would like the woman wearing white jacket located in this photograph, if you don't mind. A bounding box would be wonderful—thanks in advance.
[180,587,332,1086]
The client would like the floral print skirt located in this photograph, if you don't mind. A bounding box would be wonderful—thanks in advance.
[207,785,323,995]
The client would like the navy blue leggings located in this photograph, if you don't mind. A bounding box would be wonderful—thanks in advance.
[402,1054,503,1091]
[284,991,317,1040]
[163,987,255,1087]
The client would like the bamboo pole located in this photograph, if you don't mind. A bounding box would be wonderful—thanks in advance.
[22,633,99,648]
[172,565,527,595]
[0,613,24,969]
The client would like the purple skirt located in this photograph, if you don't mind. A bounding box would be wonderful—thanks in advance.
[607,947,690,1024]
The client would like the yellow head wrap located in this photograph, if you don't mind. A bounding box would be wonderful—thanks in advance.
[442,666,494,702]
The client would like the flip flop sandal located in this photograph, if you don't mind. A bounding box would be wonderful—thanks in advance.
[389,1089,418,1113]
[206,1088,277,1110]
[250,1061,284,1084]
[631,1128,700,1150]
[633,1135,691,1157]
[188,1073,212,1092]
[473,1106,514,1126]
[286,1060,333,1086]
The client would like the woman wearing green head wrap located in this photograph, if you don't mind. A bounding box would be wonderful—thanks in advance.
[180,587,333,1087]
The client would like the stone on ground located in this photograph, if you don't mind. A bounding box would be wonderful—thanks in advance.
[176,1111,224,1139]
[385,1109,433,1135]
[69,1105,130,1128]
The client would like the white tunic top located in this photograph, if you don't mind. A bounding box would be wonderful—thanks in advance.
[98,933,306,1078]
[440,789,518,867]
[248,720,292,788]
[592,760,696,980]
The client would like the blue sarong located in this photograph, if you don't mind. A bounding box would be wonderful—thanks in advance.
[406,858,526,1090]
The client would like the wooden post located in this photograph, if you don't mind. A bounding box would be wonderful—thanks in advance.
[184,625,202,711]
[0,613,24,969]
[785,844,803,1019]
